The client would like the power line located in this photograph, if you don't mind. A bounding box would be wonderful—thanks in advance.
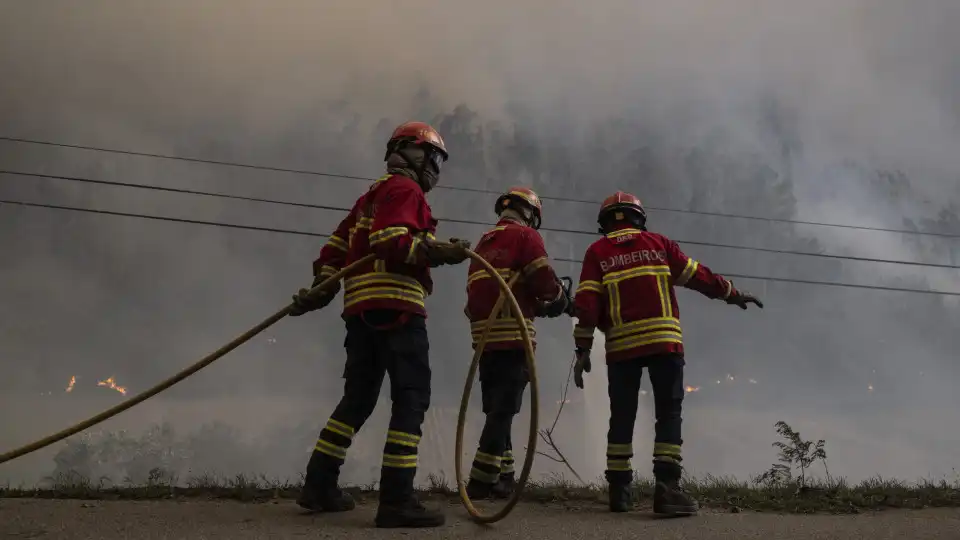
[3,197,958,298]
[4,169,959,271]
[3,135,958,240]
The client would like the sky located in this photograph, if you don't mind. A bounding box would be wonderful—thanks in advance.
[1,1,958,487]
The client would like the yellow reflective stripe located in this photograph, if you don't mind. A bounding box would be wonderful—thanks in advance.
[343,289,426,309]
[606,458,632,471]
[607,443,633,456]
[608,282,623,327]
[654,442,682,458]
[324,418,355,439]
[500,462,515,474]
[503,450,514,459]
[386,430,421,448]
[374,259,386,273]
[326,235,348,252]
[467,268,512,287]
[522,257,549,276]
[603,265,671,284]
[470,467,500,483]
[382,453,418,468]
[315,439,347,460]
[406,237,422,264]
[576,280,602,295]
[657,275,672,318]
[573,325,595,339]
[654,455,681,465]
[369,226,409,246]
[606,317,681,340]
[606,228,642,239]
[606,331,683,353]
[344,272,425,295]
[318,265,340,279]
[676,258,699,287]
[475,452,502,466]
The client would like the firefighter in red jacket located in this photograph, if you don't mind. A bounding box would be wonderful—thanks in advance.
[462,187,572,500]
[572,192,762,516]
[287,121,471,528]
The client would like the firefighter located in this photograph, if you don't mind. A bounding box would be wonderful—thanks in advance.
[287,121,472,529]
[572,191,762,516]
[463,187,572,500]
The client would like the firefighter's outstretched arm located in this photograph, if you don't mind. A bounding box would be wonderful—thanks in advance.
[572,247,603,388]
[666,239,763,310]
[289,211,354,316]
[369,186,470,267]
[519,230,570,318]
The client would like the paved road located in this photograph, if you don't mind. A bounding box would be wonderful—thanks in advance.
[3,498,959,539]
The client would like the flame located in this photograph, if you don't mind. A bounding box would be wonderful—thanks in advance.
[97,377,128,395]
[684,385,701,393]
[65,376,76,393]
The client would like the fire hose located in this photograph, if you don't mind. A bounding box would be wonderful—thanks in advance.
[0,246,539,525]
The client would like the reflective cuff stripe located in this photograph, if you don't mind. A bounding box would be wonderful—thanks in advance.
[315,439,347,460]
[606,317,681,340]
[382,453,418,469]
[606,458,632,472]
[607,443,633,456]
[722,278,734,300]
[467,268,512,287]
[654,455,681,465]
[576,280,602,295]
[474,451,502,467]
[369,226,409,246]
[324,418,355,439]
[606,228,642,240]
[326,235,348,252]
[603,265,671,284]
[386,430,421,448]
[470,467,500,483]
[500,454,515,474]
[606,331,683,353]
[675,258,700,287]
[573,325,595,339]
[521,257,549,277]
[317,265,340,279]
[654,442,682,458]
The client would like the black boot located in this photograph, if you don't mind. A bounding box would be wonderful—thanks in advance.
[490,474,516,499]
[375,495,446,528]
[653,462,698,517]
[466,478,495,500]
[608,482,633,512]
[296,484,355,513]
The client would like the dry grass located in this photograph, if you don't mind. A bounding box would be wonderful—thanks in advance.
[3,470,958,514]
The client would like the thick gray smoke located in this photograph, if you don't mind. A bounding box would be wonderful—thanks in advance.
[1,1,958,487]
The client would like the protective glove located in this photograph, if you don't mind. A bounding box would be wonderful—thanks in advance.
[537,291,570,318]
[573,347,592,389]
[289,276,342,316]
[725,289,764,310]
[422,237,471,267]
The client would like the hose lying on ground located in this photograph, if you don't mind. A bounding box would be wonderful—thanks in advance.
[0,247,540,526]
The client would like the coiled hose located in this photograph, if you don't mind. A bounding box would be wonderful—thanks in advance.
[0,247,538,525]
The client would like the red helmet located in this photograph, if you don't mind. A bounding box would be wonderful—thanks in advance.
[385,121,449,162]
[598,191,646,228]
[496,186,543,229]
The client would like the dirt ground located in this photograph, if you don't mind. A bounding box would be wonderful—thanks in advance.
[3,498,960,539]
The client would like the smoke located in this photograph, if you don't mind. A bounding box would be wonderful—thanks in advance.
[1,1,959,486]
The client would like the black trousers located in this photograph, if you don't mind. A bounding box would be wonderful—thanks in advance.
[469,349,529,484]
[303,310,431,504]
[605,353,686,485]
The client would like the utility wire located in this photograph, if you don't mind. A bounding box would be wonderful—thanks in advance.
[3,135,958,240]
[3,169,958,271]
[3,198,958,297]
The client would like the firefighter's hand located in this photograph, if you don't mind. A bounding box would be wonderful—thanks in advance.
[538,292,570,318]
[726,289,764,310]
[289,278,341,316]
[422,238,471,267]
[574,348,591,389]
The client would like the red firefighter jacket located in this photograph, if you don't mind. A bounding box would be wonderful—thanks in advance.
[465,217,563,351]
[313,174,437,319]
[573,225,738,362]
